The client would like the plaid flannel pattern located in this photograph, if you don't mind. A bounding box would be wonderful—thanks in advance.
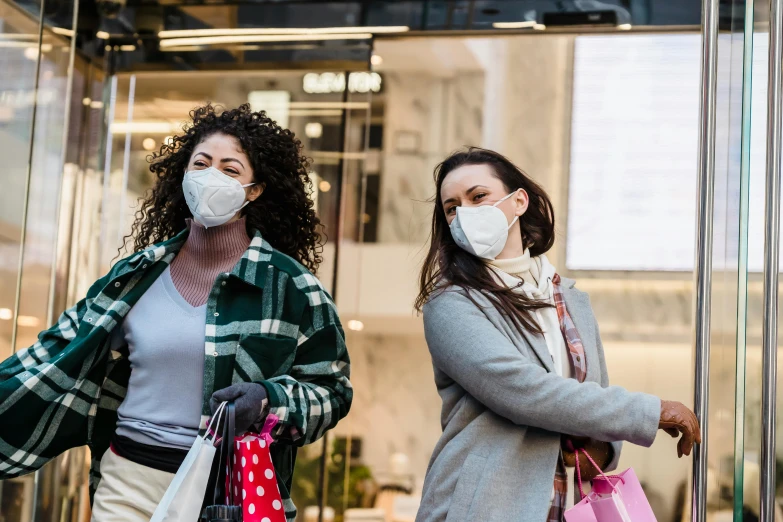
[552,274,587,382]
[547,273,587,520]
[548,457,569,522]
[0,228,351,522]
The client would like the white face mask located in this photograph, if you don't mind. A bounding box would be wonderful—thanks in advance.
[449,191,519,260]
[182,167,255,228]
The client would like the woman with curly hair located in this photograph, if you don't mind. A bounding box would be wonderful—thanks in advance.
[0,104,352,522]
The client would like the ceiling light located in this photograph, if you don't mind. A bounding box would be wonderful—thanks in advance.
[120,44,136,51]
[110,121,180,134]
[347,320,364,332]
[492,21,537,29]
[319,180,331,192]
[617,24,633,30]
[82,97,91,106]
[159,33,373,49]
[17,315,40,327]
[52,27,74,37]
[0,308,11,320]
[90,100,103,109]
[305,122,323,139]
[96,31,110,40]
[370,54,383,66]
[142,137,157,151]
[158,26,409,39]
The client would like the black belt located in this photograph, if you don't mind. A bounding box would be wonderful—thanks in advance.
[110,434,189,474]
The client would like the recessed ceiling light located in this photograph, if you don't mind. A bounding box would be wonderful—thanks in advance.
[347,320,364,332]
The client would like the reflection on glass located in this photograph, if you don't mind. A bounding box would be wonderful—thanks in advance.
[0,1,94,521]
[0,1,44,520]
[0,0,41,363]
[329,32,751,522]
[16,23,79,355]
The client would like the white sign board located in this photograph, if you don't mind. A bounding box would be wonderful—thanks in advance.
[567,34,700,271]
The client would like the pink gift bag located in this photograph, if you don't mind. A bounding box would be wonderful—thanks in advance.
[224,414,287,522]
[564,449,657,522]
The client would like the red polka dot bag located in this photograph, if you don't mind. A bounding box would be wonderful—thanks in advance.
[223,414,286,522]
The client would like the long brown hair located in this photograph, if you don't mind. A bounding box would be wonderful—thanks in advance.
[415,148,556,333]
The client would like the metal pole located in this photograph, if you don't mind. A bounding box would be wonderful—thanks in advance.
[692,0,720,520]
[761,0,783,517]
[733,0,756,520]
[316,72,352,522]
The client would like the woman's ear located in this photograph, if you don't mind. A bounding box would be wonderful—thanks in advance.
[515,189,530,217]
[247,183,266,202]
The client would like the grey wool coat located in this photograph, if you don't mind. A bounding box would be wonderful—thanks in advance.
[416,278,661,522]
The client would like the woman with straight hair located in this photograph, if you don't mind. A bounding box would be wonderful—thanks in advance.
[415,147,700,522]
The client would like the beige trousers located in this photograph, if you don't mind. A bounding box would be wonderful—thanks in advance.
[91,448,176,522]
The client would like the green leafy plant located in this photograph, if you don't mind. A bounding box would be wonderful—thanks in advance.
[290,438,373,522]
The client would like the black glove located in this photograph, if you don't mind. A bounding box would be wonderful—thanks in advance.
[209,383,268,434]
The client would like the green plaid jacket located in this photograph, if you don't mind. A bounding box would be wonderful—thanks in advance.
[0,228,352,521]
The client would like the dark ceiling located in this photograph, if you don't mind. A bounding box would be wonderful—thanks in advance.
[12,0,749,72]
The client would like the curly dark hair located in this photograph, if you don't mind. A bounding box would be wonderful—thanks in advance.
[125,103,323,273]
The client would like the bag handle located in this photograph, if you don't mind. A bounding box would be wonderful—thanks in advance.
[574,448,622,500]
[226,401,236,504]
[205,402,227,445]
[260,413,279,445]
[213,401,236,506]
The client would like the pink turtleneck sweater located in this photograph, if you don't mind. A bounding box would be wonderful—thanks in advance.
[169,218,252,307]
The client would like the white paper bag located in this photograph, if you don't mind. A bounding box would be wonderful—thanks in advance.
[151,403,225,522]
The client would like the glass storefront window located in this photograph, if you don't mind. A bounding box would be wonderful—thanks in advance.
[0,2,775,519]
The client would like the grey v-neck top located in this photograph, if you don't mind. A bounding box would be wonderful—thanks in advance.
[115,266,207,449]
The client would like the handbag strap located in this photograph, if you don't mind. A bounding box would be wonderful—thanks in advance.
[226,401,236,504]
[212,401,236,506]
[574,448,621,500]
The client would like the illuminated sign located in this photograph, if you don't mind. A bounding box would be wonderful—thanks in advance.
[303,72,382,94]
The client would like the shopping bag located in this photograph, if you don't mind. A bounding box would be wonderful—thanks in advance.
[151,402,226,522]
[564,449,657,522]
[592,468,655,522]
[224,414,286,522]
[564,498,598,522]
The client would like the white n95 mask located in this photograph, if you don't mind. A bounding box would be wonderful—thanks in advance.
[449,191,519,260]
[182,167,255,228]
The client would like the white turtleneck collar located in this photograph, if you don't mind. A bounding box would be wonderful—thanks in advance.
[488,250,555,298]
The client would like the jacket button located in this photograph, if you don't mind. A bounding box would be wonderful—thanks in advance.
[221,281,226,286]
[576,356,581,362]
[214,312,220,317]
[114,282,120,287]
[213,352,219,357]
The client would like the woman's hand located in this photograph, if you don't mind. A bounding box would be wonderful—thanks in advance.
[209,383,268,434]
[659,400,701,457]
[561,436,612,481]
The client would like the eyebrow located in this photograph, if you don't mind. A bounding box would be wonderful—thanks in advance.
[193,152,246,169]
[442,185,490,206]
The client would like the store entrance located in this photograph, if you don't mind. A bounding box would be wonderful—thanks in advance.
[2,0,781,520]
